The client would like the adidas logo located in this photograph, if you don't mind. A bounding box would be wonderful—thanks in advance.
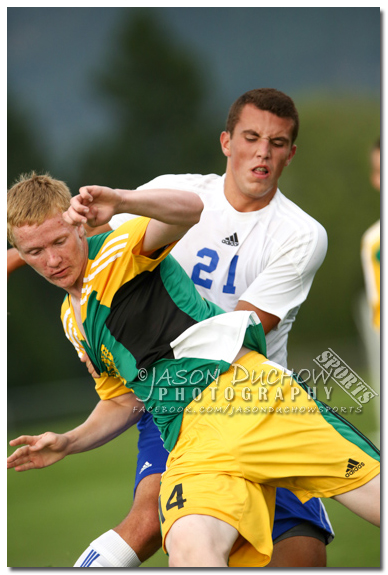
[345,458,365,477]
[140,461,152,474]
[222,233,239,246]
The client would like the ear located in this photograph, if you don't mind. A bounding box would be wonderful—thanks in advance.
[285,145,297,167]
[220,131,232,158]
[77,224,86,239]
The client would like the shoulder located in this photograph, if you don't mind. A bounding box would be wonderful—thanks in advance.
[265,191,328,271]
[275,191,326,229]
[273,191,327,247]
[88,217,150,260]
[137,173,222,195]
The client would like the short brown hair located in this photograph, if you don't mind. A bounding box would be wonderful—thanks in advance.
[7,172,72,246]
[225,88,299,144]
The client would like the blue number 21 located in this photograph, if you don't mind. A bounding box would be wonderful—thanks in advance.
[191,248,239,295]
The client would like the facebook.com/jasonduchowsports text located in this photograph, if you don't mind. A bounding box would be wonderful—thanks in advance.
[128,348,378,416]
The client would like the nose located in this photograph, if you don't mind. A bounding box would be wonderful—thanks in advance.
[256,138,271,159]
[46,249,62,268]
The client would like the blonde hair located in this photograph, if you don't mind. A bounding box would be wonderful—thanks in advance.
[7,172,72,246]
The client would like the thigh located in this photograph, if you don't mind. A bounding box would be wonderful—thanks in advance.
[166,515,238,567]
[270,489,332,568]
[272,489,333,543]
[159,425,276,567]
[268,533,327,568]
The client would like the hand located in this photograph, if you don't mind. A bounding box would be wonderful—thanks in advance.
[81,352,99,379]
[63,185,123,228]
[7,432,70,472]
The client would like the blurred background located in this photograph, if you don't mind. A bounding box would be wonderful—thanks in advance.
[7,7,380,568]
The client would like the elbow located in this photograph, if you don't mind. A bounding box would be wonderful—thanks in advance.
[191,195,204,225]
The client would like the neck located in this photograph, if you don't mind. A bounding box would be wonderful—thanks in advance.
[67,284,82,301]
[67,238,89,300]
[223,175,277,213]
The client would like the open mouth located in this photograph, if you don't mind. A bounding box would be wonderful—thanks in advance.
[253,166,269,176]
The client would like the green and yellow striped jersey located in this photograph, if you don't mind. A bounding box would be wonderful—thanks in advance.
[61,217,266,450]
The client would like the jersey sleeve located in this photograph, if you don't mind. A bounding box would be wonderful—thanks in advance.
[94,373,131,400]
[239,221,328,322]
[108,217,179,283]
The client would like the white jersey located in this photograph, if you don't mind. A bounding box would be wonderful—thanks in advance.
[111,173,327,367]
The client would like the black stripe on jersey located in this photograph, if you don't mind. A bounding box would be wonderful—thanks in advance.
[105,265,197,370]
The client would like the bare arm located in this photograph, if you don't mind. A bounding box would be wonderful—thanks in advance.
[234,300,280,335]
[63,185,204,254]
[7,248,26,278]
[7,393,143,472]
[84,222,112,236]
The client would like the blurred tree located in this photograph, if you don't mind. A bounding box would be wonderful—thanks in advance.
[7,11,380,391]
[7,9,226,389]
[280,96,380,354]
[7,98,47,188]
[78,9,225,188]
[7,98,89,387]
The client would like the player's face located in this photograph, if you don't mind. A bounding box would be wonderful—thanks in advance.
[13,213,88,295]
[221,104,297,210]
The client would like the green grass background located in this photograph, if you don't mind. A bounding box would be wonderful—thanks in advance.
[7,378,380,568]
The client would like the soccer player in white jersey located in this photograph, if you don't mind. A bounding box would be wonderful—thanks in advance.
[7,89,332,567]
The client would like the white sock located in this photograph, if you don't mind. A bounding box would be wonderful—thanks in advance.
[74,529,141,567]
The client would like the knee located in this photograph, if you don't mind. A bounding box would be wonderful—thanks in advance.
[166,515,234,567]
[167,529,202,567]
[167,534,226,568]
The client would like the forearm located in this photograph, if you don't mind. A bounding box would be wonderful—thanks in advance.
[63,394,143,455]
[84,223,112,237]
[64,185,203,252]
[7,247,26,277]
[115,188,203,227]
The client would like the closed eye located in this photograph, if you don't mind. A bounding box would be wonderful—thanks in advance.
[270,139,288,148]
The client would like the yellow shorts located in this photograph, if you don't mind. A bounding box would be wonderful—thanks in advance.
[159,352,380,567]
